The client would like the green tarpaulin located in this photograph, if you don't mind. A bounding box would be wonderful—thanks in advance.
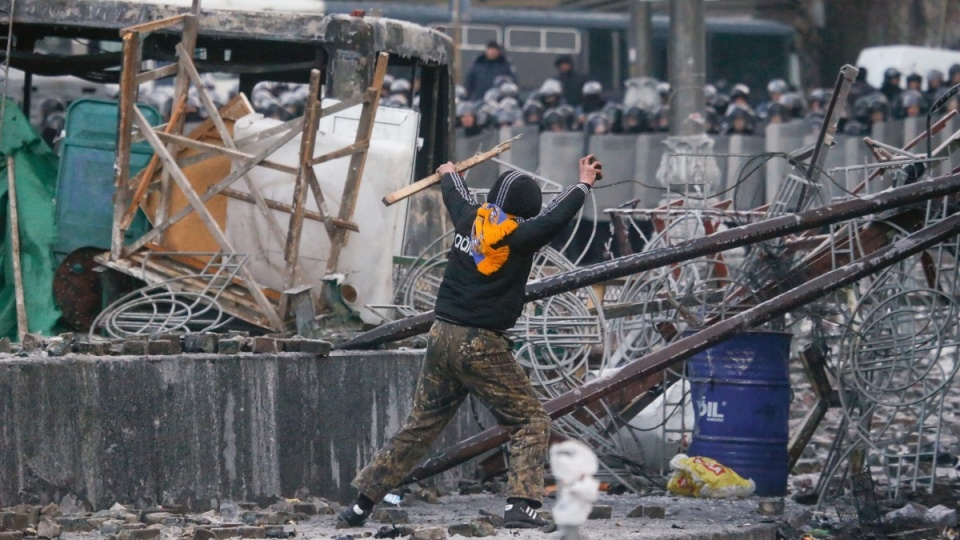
[0,98,62,340]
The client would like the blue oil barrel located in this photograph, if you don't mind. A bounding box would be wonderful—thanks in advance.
[687,331,792,496]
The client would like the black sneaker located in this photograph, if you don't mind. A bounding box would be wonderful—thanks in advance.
[337,503,369,527]
[503,500,550,529]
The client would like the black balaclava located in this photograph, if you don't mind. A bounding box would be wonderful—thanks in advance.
[488,171,542,219]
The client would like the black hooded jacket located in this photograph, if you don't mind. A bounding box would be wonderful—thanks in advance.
[433,172,590,331]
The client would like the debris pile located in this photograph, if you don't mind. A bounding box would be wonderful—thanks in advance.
[0,332,331,358]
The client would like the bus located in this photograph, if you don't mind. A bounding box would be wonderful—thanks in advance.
[322,2,797,97]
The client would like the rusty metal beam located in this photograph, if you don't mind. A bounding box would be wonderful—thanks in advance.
[339,173,960,350]
[397,210,960,485]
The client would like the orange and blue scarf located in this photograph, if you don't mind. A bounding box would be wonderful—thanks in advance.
[471,203,518,275]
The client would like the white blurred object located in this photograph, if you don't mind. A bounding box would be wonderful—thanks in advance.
[550,439,600,539]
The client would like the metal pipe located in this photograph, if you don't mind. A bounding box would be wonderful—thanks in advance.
[667,0,705,137]
[338,173,960,350]
[398,210,960,485]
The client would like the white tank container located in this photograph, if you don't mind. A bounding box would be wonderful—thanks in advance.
[227,100,420,324]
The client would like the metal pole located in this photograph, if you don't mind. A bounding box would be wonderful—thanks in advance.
[628,0,653,78]
[667,0,705,136]
[338,172,960,350]
[451,0,463,86]
[398,210,960,485]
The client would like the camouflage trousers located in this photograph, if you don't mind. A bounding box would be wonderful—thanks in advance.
[353,320,550,506]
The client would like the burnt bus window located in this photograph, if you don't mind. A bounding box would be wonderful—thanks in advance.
[545,30,578,52]
[506,27,580,54]
[430,23,502,51]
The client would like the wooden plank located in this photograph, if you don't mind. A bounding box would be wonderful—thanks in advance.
[220,188,358,231]
[120,14,186,35]
[155,131,298,175]
[111,31,142,260]
[306,140,370,167]
[6,157,28,341]
[284,69,324,291]
[325,52,389,274]
[133,107,284,329]
[125,113,304,255]
[176,117,305,169]
[119,94,187,230]
[135,63,178,85]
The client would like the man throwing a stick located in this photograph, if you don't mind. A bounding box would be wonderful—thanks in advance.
[339,155,603,529]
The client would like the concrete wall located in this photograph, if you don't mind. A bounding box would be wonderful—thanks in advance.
[0,350,483,511]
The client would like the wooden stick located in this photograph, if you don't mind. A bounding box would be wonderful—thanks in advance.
[7,157,28,341]
[382,134,522,207]
[119,94,187,230]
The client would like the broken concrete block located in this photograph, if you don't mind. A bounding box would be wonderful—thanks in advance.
[74,341,109,355]
[147,338,180,355]
[56,516,94,533]
[217,339,243,355]
[263,526,295,539]
[45,338,72,357]
[0,336,10,353]
[143,512,182,527]
[642,506,665,519]
[117,529,160,540]
[627,505,643,518]
[100,520,124,534]
[447,521,496,537]
[1,512,29,531]
[372,508,408,524]
[291,503,315,516]
[252,337,279,354]
[587,505,612,520]
[411,526,446,540]
[184,333,219,354]
[0,532,24,540]
[40,504,61,520]
[206,526,265,539]
[20,333,44,352]
[12,506,40,527]
[300,339,331,355]
[120,340,148,355]
[37,519,62,539]
[476,510,503,528]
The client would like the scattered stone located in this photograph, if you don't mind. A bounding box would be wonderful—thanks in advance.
[481,481,504,495]
[123,513,141,524]
[299,339,331,355]
[100,520,124,534]
[86,517,108,529]
[217,339,243,355]
[457,481,484,496]
[290,503,314,516]
[227,331,250,338]
[263,526,295,539]
[58,494,84,516]
[56,516,94,533]
[144,512,182,527]
[13,506,40,527]
[147,338,181,355]
[372,508,408,524]
[74,341,109,355]
[411,526,445,540]
[0,512,29,531]
[37,519,62,539]
[758,499,784,517]
[206,526,265,539]
[587,505,612,520]
[20,333,44,352]
[120,522,146,530]
[642,506,665,519]
[252,337,279,354]
[925,504,957,527]
[0,532,23,540]
[184,333,219,354]
[447,521,496,537]
[626,505,644,518]
[45,338,72,357]
[311,501,335,516]
[121,340,148,355]
[40,504,61,520]
[117,529,160,540]
[0,336,10,353]
[220,502,241,523]
[476,510,503,528]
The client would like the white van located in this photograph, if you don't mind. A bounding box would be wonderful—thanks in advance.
[855,45,960,89]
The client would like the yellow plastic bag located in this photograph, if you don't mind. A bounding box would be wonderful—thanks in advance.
[666,454,756,499]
